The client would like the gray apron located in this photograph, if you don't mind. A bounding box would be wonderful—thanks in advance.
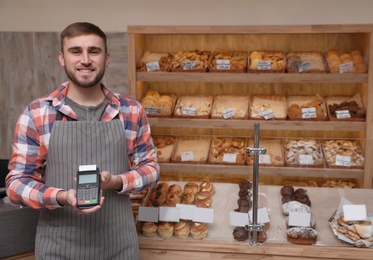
[35,119,139,260]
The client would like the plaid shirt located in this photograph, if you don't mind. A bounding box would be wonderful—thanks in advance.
[6,82,160,210]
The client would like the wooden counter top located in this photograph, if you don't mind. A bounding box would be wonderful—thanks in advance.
[139,182,373,259]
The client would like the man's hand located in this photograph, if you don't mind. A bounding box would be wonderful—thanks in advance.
[100,171,123,191]
[56,189,104,214]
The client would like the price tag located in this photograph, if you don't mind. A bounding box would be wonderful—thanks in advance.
[138,206,159,222]
[257,60,271,70]
[146,61,160,72]
[181,151,194,162]
[221,108,235,119]
[145,107,159,115]
[223,153,237,163]
[301,107,316,119]
[216,59,231,70]
[298,61,311,73]
[336,110,351,119]
[159,206,180,222]
[260,109,275,120]
[259,154,271,164]
[182,107,196,116]
[182,61,196,70]
[336,155,351,166]
[289,212,311,227]
[339,61,354,74]
[343,205,367,221]
[299,154,314,165]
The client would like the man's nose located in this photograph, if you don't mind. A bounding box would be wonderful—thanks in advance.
[81,53,91,64]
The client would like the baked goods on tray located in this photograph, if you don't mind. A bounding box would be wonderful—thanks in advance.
[286,94,327,121]
[208,50,248,72]
[170,50,211,72]
[286,227,318,245]
[140,90,177,117]
[326,93,366,121]
[321,179,357,188]
[247,138,284,166]
[327,49,368,74]
[171,137,211,164]
[136,51,173,72]
[173,95,213,118]
[249,95,287,120]
[286,52,327,73]
[285,139,324,168]
[249,51,286,73]
[152,135,176,163]
[211,95,250,119]
[321,139,365,169]
[209,137,246,165]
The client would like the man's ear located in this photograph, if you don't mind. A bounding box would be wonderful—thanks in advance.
[59,52,65,67]
[105,53,110,68]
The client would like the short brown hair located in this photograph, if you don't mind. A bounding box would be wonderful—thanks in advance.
[60,22,107,53]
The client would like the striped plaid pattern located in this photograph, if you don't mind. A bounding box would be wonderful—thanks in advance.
[6,82,160,210]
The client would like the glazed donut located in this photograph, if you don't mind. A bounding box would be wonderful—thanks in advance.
[184,182,199,195]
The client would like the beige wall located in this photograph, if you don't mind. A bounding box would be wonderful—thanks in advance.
[1,0,373,32]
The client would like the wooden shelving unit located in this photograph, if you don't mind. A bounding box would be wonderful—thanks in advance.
[127,24,373,188]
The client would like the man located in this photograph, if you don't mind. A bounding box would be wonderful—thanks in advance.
[6,22,160,259]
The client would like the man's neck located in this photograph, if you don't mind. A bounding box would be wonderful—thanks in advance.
[66,83,105,106]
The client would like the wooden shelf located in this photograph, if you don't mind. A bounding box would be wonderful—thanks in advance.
[149,118,366,132]
[128,24,373,188]
[159,163,364,179]
[137,71,368,84]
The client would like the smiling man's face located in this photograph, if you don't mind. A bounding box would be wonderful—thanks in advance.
[59,34,110,89]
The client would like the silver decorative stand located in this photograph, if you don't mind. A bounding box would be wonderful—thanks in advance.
[246,123,266,246]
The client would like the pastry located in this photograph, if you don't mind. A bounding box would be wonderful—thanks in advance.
[249,230,267,243]
[153,136,176,162]
[167,184,183,196]
[286,95,326,120]
[136,51,173,72]
[209,137,246,165]
[196,191,212,201]
[154,182,169,193]
[286,52,326,73]
[191,222,208,240]
[233,227,248,241]
[141,222,158,237]
[165,193,180,207]
[250,95,287,119]
[282,201,311,216]
[285,139,324,167]
[140,90,176,116]
[150,190,166,206]
[157,222,174,238]
[286,227,318,245]
[327,93,366,120]
[170,49,211,72]
[249,51,286,72]
[196,200,211,208]
[209,50,248,72]
[321,179,357,188]
[239,179,252,190]
[211,95,250,119]
[247,138,284,166]
[173,95,213,117]
[280,186,294,196]
[171,137,211,164]
[184,182,199,195]
[174,221,191,239]
[321,139,365,168]
[180,193,196,205]
[199,181,215,194]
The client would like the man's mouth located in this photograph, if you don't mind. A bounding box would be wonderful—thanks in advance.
[78,69,94,73]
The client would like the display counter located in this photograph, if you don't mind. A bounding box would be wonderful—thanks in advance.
[139,183,373,259]
[0,198,39,259]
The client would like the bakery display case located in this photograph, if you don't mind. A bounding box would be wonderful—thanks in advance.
[127,24,373,188]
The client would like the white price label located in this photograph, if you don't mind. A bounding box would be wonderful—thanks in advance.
[336,155,351,166]
[336,110,351,119]
[216,59,230,70]
[259,154,271,164]
[257,60,271,70]
[146,61,160,72]
[182,107,197,116]
[260,109,275,120]
[223,153,237,163]
[298,61,311,73]
[145,107,159,115]
[301,107,316,119]
[299,154,314,165]
[221,108,235,119]
[181,151,194,162]
[339,61,354,74]
[182,61,196,70]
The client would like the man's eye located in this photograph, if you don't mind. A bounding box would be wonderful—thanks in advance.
[71,50,81,54]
